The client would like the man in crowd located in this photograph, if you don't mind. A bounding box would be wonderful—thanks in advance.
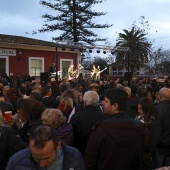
[70,90,107,156]
[84,88,144,170]
[156,87,170,168]
[6,125,85,170]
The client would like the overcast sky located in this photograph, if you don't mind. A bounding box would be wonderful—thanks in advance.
[1,0,170,50]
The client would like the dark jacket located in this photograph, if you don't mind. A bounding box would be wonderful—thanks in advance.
[141,120,161,153]
[42,96,59,108]
[70,105,108,156]
[84,113,144,170]
[156,100,170,153]
[126,97,139,119]
[57,123,74,146]
[6,144,85,170]
[0,126,23,170]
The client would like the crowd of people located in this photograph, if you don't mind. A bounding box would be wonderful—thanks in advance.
[0,72,170,170]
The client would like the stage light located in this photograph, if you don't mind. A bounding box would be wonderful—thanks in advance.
[62,47,66,51]
[103,50,106,54]
[89,49,93,53]
[111,51,114,55]
[97,50,100,53]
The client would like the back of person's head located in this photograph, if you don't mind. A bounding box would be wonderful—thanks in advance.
[25,85,33,96]
[136,87,148,98]
[41,108,66,129]
[30,90,42,102]
[29,125,60,149]
[159,87,170,101]
[83,90,99,106]
[33,83,42,92]
[42,86,52,97]
[0,101,14,125]
[124,87,131,99]
[59,84,68,93]
[16,98,45,122]
[60,96,73,108]
[61,89,78,105]
[0,101,14,116]
[105,88,128,112]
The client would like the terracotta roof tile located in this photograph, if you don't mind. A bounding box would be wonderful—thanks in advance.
[0,34,56,47]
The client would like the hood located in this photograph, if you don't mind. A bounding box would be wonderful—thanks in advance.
[98,121,144,147]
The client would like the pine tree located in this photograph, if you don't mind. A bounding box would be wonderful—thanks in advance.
[33,0,113,44]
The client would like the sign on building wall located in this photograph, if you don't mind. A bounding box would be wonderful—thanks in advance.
[0,49,16,56]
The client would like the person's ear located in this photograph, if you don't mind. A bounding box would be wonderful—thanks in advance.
[56,141,61,152]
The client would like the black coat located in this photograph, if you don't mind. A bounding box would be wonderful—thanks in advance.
[0,126,23,170]
[156,100,170,145]
[156,100,170,154]
[70,105,108,156]
[84,113,144,170]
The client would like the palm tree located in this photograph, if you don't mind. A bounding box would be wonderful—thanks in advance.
[116,26,152,73]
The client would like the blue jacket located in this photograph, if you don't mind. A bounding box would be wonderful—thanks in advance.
[6,144,85,170]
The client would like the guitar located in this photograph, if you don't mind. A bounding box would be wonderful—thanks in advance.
[96,67,107,76]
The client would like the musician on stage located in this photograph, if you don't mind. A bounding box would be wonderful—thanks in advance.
[78,63,84,78]
[91,65,98,79]
[49,62,56,73]
[68,64,74,80]
[49,62,56,78]
[96,65,101,80]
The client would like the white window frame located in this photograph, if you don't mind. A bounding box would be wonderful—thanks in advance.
[60,59,73,78]
[0,56,9,75]
[29,57,44,77]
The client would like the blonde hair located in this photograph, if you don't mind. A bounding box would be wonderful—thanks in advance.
[60,96,73,109]
[124,87,131,98]
[61,89,78,104]
[41,108,66,129]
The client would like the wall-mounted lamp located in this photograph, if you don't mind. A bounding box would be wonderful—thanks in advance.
[89,49,93,53]
[18,49,22,60]
[111,51,114,55]
[97,50,100,53]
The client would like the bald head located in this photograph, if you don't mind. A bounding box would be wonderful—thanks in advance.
[159,88,170,101]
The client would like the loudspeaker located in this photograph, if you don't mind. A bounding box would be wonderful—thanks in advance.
[40,72,50,81]
[124,72,132,81]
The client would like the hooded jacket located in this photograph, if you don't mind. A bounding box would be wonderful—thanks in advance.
[84,113,144,170]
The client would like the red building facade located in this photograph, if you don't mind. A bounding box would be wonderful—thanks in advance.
[0,34,80,79]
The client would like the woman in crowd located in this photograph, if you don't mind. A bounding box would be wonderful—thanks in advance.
[57,89,78,120]
[137,97,161,169]
[13,98,45,146]
[41,108,74,146]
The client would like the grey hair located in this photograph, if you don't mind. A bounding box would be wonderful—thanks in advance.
[83,90,99,106]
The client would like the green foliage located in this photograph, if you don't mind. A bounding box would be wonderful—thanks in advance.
[116,17,152,67]
[33,0,113,44]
